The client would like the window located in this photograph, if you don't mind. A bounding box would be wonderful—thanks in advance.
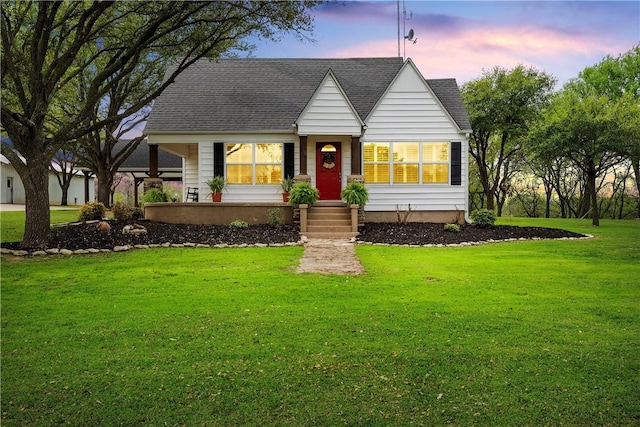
[422,143,449,184]
[363,142,450,184]
[226,143,283,184]
[363,143,390,183]
[392,143,419,184]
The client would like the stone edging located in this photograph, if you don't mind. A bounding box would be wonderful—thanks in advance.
[0,241,305,257]
[355,234,593,248]
[0,234,593,257]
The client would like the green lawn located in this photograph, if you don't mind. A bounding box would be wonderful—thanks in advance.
[1,217,639,425]
[1,209,80,243]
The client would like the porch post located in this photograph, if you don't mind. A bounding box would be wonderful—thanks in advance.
[149,144,159,178]
[350,136,361,175]
[83,171,93,203]
[144,144,163,193]
[131,174,143,207]
[299,135,308,175]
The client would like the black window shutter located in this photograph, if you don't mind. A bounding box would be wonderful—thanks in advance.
[284,143,295,179]
[213,143,224,177]
[451,141,461,186]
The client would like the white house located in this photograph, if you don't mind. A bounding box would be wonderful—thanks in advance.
[144,57,471,223]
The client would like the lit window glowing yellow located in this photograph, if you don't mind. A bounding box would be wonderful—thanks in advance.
[226,143,283,185]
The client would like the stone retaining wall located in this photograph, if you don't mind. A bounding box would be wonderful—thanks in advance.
[144,202,294,225]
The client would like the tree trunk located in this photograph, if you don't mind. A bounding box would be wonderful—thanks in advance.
[496,194,505,217]
[483,183,495,211]
[1,136,52,248]
[632,156,640,219]
[577,186,591,219]
[587,166,600,226]
[96,166,114,208]
[60,186,69,206]
[58,172,72,206]
[20,159,52,249]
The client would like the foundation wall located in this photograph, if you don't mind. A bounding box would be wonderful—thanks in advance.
[364,210,466,224]
[144,203,294,225]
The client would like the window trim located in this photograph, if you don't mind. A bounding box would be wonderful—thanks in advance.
[363,141,452,185]
[224,142,284,185]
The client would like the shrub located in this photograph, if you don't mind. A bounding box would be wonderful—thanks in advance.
[141,188,169,205]
[229,220,249,229]
[112,202,145,221]
[288,182,319,207]
[341,181,369,206]
[267,208,284,227]
[470,209,496,228]
[131,206,144,220]
[112,202,132,221]
[78,201,106,221]
[444,223,460,233]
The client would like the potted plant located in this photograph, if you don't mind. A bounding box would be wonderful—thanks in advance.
[340,181,369,206]
[280,177,295,202]
[288,182,319,207]
[205,176,226,202]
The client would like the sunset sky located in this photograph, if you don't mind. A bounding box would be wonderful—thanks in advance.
[251,1,640,87]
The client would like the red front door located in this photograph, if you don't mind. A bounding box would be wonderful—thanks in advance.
[316,142,341,200]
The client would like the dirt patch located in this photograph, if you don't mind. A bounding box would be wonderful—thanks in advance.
[297,239,364,275]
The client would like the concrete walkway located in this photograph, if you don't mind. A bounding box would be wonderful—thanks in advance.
[297,238,364,275]
[0,204,78,212]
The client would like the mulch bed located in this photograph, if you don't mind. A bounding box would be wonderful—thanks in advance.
[1,220,587,252]
[357,222,586,245]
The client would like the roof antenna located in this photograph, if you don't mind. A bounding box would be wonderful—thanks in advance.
[401,0,417,59]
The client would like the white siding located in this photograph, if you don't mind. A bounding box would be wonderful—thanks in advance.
[183,150,199,200]
[0,161,94,205]
[176,134,297,203]
[363,62,468,212]
[296,73,362,136]
[198,143,214,199]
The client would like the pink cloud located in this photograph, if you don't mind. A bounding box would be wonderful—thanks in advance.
[324,23,635,86]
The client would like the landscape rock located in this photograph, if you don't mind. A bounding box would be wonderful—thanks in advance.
[97,221,111,233]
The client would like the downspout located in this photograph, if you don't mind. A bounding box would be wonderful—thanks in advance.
[463,133,471,224]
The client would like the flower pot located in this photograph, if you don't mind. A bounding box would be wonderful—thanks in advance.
[211,192,222,202]
[282,193,289,203]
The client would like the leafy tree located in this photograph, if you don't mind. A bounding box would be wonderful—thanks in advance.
[530,46,640,225]
[578,45,640,217]
[530,90,628,226]
[461,65,556,215]
[1,1,317,248]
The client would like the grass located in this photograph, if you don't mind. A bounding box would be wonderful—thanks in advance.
[1,216,639,425]
[1,209,80,243]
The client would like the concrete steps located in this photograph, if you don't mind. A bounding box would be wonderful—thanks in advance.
[303,204,358,239]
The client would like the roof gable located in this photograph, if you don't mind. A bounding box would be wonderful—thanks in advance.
[295,70,363,136]
[144,58,403,134]
[366,58,471,133]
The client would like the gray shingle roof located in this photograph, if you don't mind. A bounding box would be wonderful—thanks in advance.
[120,139,181,170]
[426,79,472,131]
[145,58,470,133]
[75,139,182,172]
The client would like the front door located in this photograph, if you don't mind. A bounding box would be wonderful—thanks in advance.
[316,142,341,200]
